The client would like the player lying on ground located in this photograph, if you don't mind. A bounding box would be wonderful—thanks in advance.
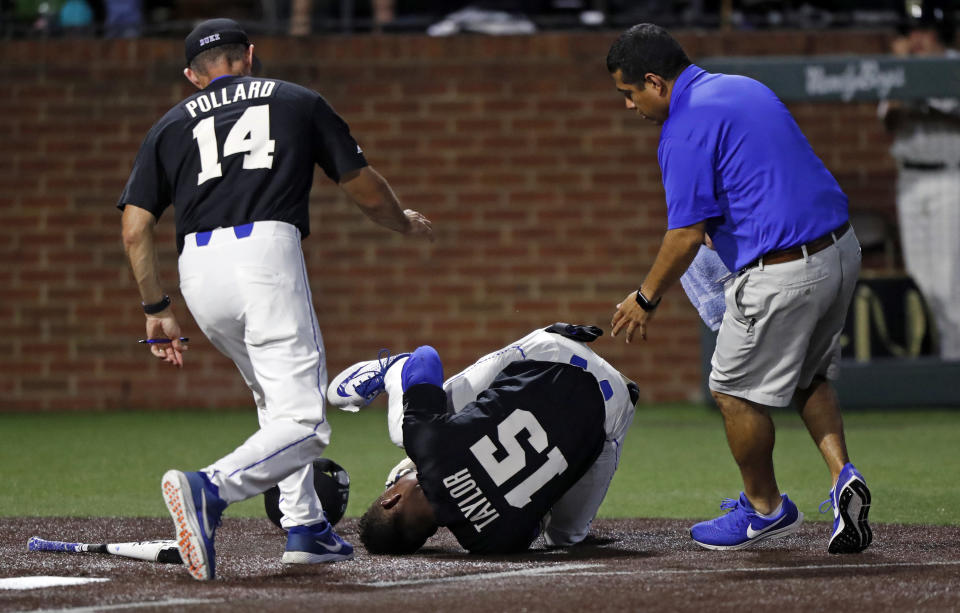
[327,324,639,554]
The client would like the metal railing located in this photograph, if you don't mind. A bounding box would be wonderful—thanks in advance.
[0,2,922,39]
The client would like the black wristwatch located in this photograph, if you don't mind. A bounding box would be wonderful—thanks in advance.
[142,294,171,315]
[634,289,661,312]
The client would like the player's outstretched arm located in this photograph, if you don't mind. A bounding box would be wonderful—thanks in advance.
[121,205,186,368]
[339,166,434,241]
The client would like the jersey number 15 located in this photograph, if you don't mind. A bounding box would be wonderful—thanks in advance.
[469,409,569,509]
[192,104,275,185]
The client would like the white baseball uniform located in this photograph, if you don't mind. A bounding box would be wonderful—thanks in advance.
[884,49,960,358]
[179,222,330,527]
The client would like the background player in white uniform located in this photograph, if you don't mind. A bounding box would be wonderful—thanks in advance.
[118,18,432,580]
[329,324,638,553]
[880,4,960,359]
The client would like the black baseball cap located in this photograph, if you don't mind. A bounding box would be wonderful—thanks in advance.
[184,18,253,67]
[899,0,956,45]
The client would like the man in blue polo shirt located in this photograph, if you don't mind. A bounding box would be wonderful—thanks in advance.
[606,23,873,553]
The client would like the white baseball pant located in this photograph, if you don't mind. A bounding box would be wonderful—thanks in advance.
[897,168,960,359]
[178,221,329,528]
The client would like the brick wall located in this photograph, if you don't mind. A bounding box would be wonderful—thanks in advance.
[0,30,898,411]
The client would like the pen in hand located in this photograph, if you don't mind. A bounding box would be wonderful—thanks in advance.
[138,337,190,344]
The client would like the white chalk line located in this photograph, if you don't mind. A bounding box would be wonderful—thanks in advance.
[362,562,601,587]
[359,559,960,588]
[563,559,960,577]
[0,577,108,591]
[26,598,225,613]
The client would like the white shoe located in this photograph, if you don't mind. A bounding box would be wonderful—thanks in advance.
[327,350,409,410]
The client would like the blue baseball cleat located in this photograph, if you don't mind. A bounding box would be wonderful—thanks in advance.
[282,520,355,564]
[327,350,410,411]
[401,345,444,391]
[691,492,803,550]
[821,462,872,554]
[162,470,227,581]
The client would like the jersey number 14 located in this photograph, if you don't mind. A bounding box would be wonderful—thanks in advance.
[192,104,275,185]
[469,409,569,509]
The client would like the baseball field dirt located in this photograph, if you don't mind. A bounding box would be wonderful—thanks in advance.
[2,517,958,612]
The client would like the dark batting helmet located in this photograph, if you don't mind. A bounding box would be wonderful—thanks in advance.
[263,458,350,529]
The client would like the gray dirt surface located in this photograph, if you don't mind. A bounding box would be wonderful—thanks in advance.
[1,517,958,612]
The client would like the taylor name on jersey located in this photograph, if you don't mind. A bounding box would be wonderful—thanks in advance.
[442,467,501,533]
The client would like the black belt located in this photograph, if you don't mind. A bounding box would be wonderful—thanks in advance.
[902,161,949,171]
[745,221,851,270]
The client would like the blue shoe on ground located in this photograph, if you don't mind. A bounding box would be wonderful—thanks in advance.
[161,470,227,581]
[327,349,410,411]
[282,520,355,564]
[820,462,872,554]
[401,346,444,391]
[691,492,804,550]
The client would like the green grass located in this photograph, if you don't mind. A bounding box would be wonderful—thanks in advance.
[2,405,958,525]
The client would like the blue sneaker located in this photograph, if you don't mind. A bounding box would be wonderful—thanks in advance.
[401,345,444,391]
[820,462,872,554]
[691,492,804,550]
[161,470,227,581]
[282,520,355,564]
[327,350,410,410]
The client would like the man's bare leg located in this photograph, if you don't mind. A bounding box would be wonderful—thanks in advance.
[793,376,849,485]
[711,390,782,515]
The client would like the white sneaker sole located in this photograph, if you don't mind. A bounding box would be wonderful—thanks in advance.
[281,550,355,564]
[327,360,382,408]
[162,470,212,581]
[694,511,805,551]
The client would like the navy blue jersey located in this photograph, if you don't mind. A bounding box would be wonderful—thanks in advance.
[118,75,367,252]
[402,360,606,554]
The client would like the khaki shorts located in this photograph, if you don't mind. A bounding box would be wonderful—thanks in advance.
[709,228,861,407]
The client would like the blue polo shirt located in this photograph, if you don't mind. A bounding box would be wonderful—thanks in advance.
[659,65,848,271]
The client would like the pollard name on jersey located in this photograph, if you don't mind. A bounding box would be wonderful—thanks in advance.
[185,80,276,118]
[442,467,500,533]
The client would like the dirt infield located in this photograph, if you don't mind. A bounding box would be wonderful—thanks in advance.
[2,517,958,612]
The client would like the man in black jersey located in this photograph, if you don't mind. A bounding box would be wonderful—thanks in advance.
[117,18,433,580]
[330,324,638,555]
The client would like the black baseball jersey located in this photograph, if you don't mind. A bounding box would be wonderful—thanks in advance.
[402,360,606,554]
[117,75,367,252]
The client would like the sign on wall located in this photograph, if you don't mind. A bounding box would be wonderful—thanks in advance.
[699,56,960,101]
